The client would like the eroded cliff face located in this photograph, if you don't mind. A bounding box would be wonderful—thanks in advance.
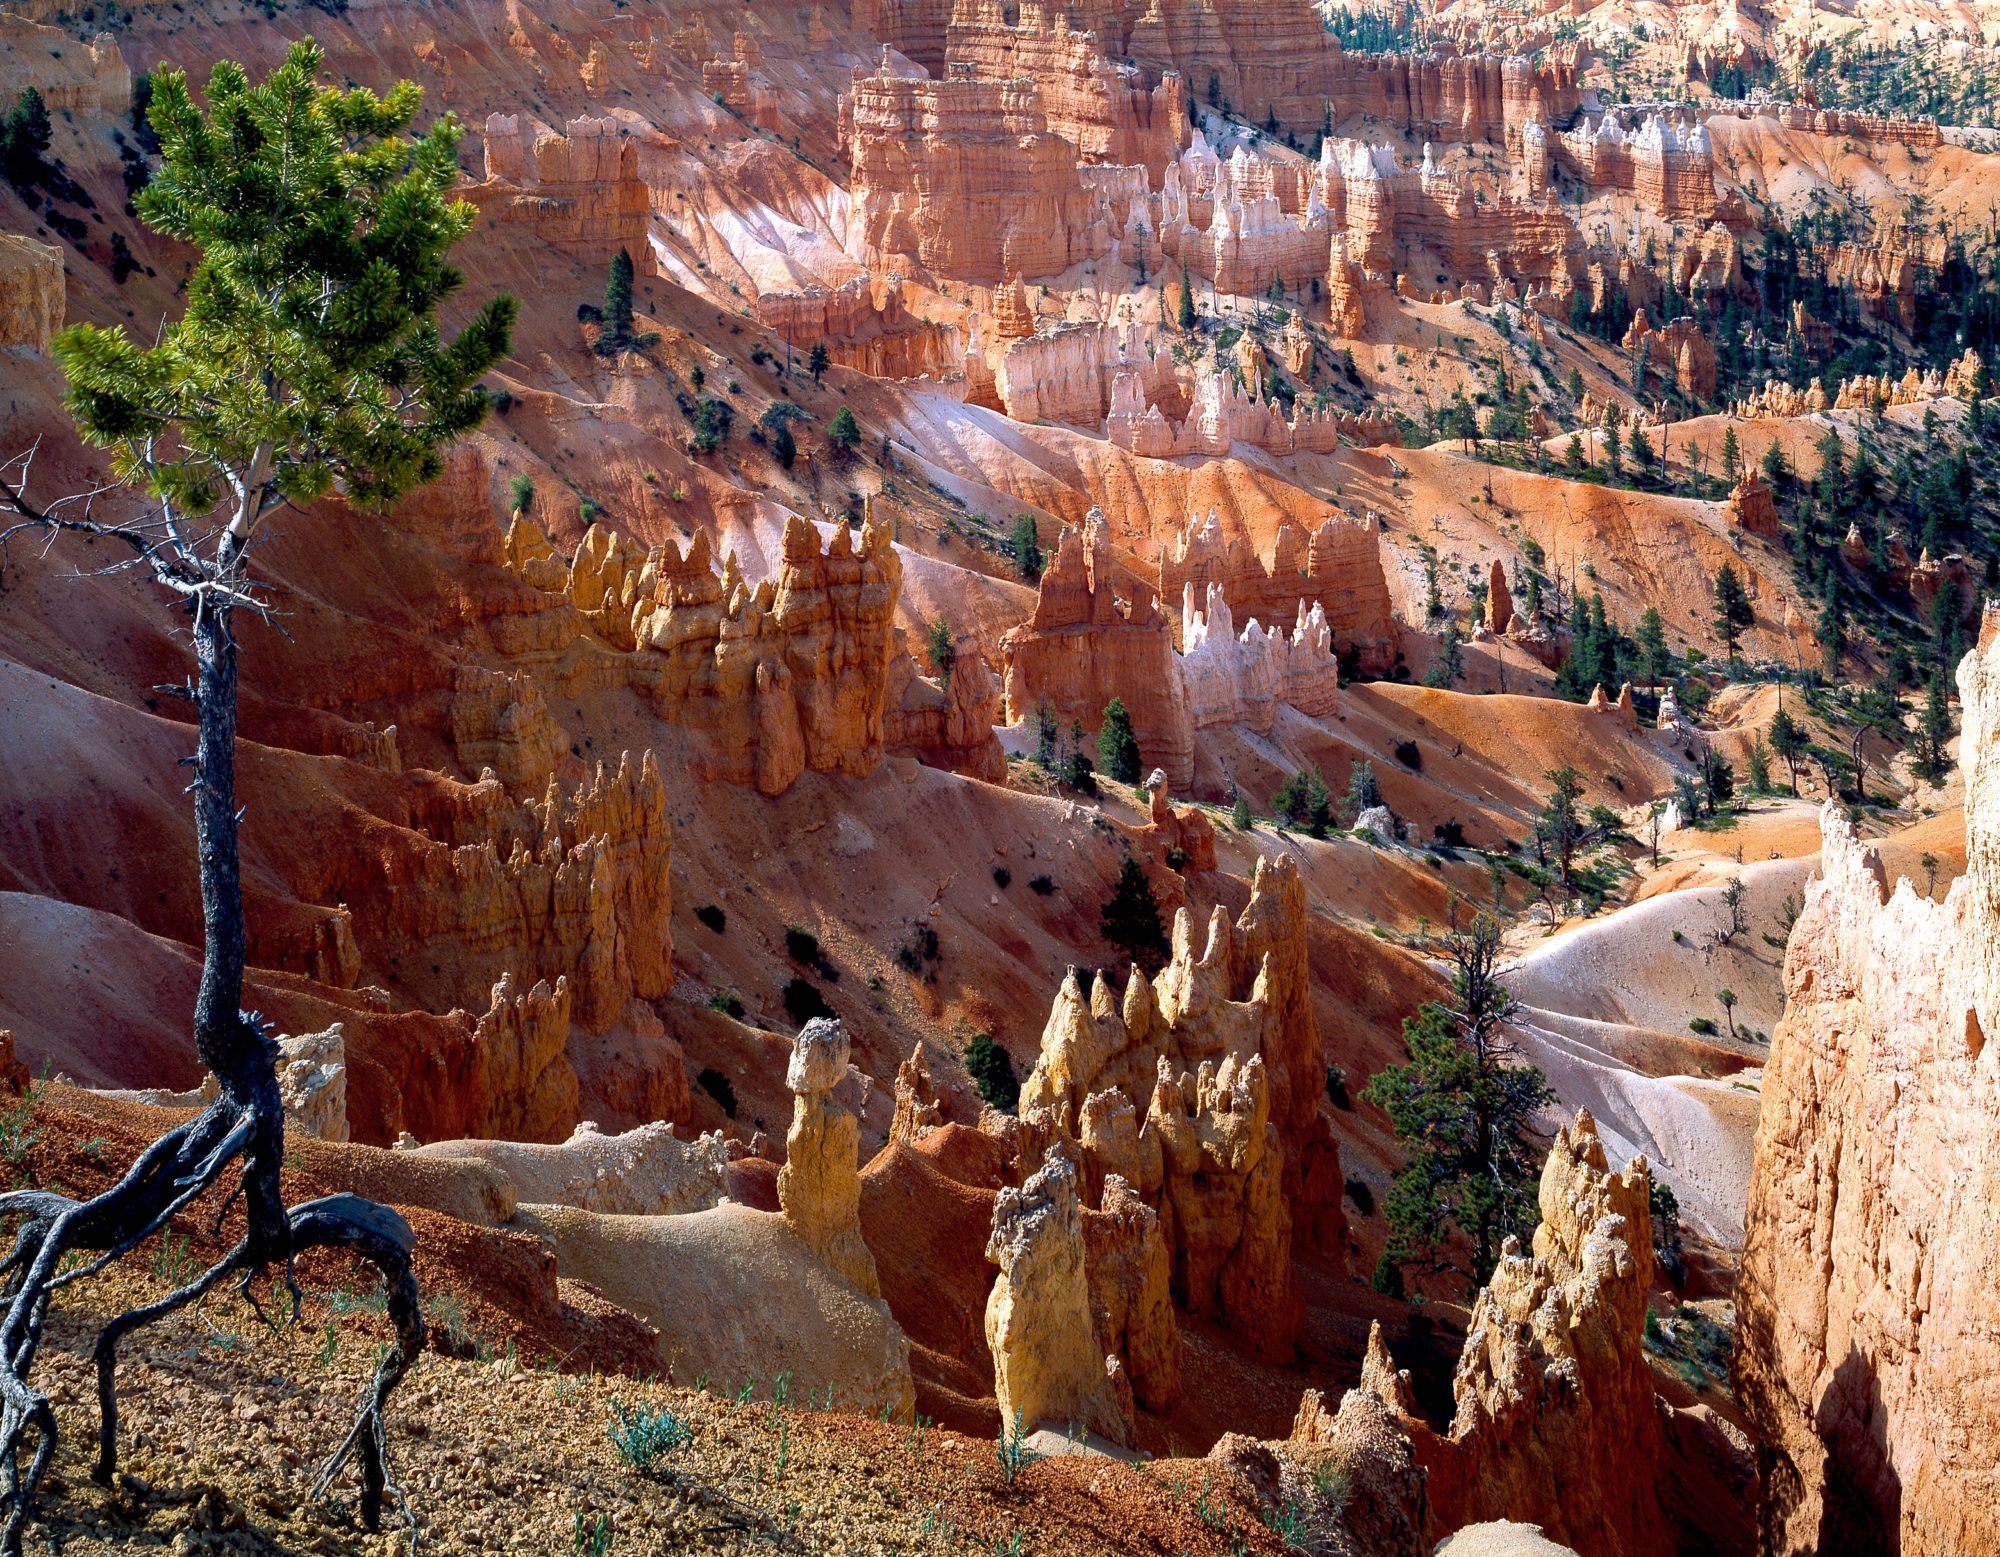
[999,512,1194,789]
[1735,609,2000,1556]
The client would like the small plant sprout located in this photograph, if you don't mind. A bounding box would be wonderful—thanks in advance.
[996,1408,1038,1485]
[573,1511,611,1557]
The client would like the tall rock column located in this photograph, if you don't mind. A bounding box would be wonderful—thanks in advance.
[778,1017,883,1298]
[985,1142,1133,1444]
[1442,1109,1669,1557]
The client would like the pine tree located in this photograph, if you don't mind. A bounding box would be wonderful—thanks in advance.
[1628,423,1655,477]
[3,87,51,187]
[1362,915,1555,1289]
[604,247,635,344]
[1230,787,1253,830]
[1424,622,1464,687]
[1033,697,1059,769]
[1721,423,1742,485]
[925,615,956,690]
[1010,513,1043,580]
[1916,669,1954,782]
[1747,734,1772,793]
[1564,434,1584,475]
[1539,765,1584,885]
[1713,562,1754,664]
[1636,606,1669,686]
[1931,581,1964,674]
[827,404,860,454]
[1567,365,1584,402]
[1817,578,1846,674]
[1176,260,1196,330]
[771,421,796,469]
[1097,697,1142,783]
[1768,704,1807,794]
[9,41,514,1536]
[1268,267,1285,302]
[809,341,830,384]
[1603,418,1622,478]
[1063,718,1097,794]
[1101,856,1169,973]
[1343,758,1383,820]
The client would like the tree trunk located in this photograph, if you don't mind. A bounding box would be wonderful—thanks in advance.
[189,601,291,1261]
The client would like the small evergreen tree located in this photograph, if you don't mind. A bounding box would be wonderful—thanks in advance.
[808,341,830,384]
[2,87,52,188]
[771,420,796,469]
[1101,856,1169,973]
[963,1034,1021,1114]
[1097,698,1142,783]
[1629,423,1656,477]
[1424,622,1464,687]
[1176,260,1196,330]
[926,615,955,690]
[508,474,535,514]
[1768,704,1807,795]
[1352,756,1384,820]
[1567,365,1584,401]
[1540,765,1584,885]
[1713,562,1754,665]
[1062,718,1096,794]
[1564,434,1584,476]
[1747,734,1771,793]
[1720,423,1741,485]
[1603,419,1622,477]
[1817,579,1846,673]
[1916,669,1954,782]
[1010,513,1044,580]
[604,247,635,342]
[826,404,860,454]
[1363,915,1555,1289]
[1033,697,1059,769]
[8,42,515,1534]
[1636,606,1670,686]
[1230,787,1253,830]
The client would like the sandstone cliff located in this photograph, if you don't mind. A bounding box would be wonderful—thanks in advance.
[1736,614,2000,1556]
[0,233,62,355]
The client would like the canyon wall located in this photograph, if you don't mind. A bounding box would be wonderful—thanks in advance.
[998,512,1194,789]
[469,115,655,275]
[1735,609,2000,1555]
[849,0,1576,144]
[503,514,1002,791]
[1160,508,1401,675]
[841,61,1118,283]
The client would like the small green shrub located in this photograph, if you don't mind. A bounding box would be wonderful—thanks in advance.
[785,925,820,964]
[1028,875,1055,896]
[783,977,835,1026]
[694,904,726,934]
[1688,1016,1717,1035]
[507,473,534,513]
[706,990,744,1020]
[1344,1178,1373,1216]
[696,1067,737,1117]
[992,866,1012,889]
[1325,1064,1351,1110]
[607,1400,694,1470]
[964,1034,1020,1114]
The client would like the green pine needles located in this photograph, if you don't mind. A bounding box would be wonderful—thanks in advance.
[56,39,516,531]
[1362,914,1553,1291]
